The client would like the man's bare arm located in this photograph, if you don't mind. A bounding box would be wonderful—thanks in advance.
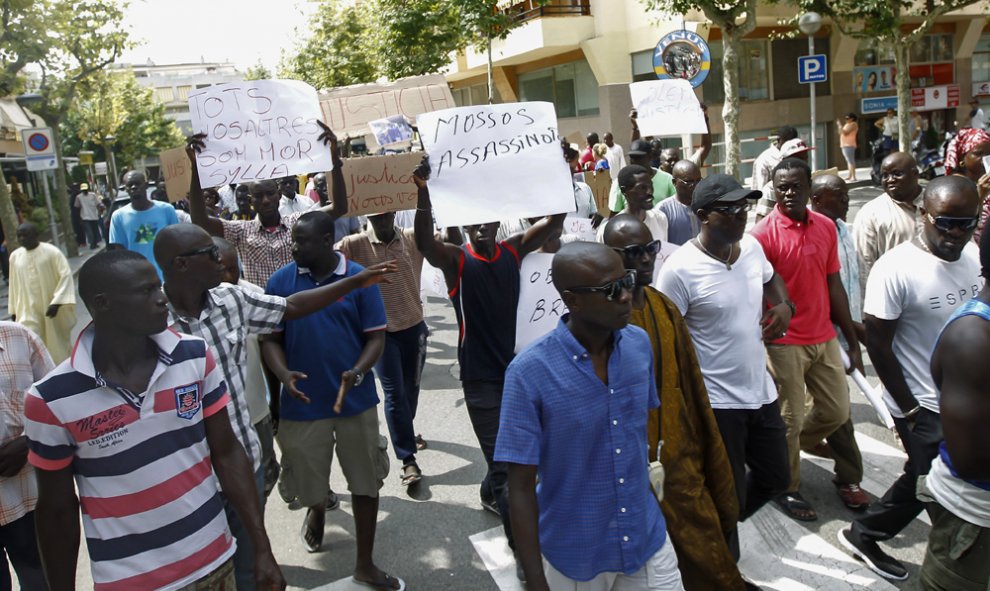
[35,467,80,591]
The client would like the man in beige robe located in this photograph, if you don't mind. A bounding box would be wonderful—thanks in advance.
[8,223,76,363]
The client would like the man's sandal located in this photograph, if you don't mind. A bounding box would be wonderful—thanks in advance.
[300,508,325,553]
[774,492,818,522]
[400,463,422,487]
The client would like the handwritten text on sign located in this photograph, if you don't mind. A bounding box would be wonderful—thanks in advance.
[159,146,192,203]
[319,74,455,138]
[515,253,568,353]
[188,80,333,188]
[341,152,422,217]
[418,102,575,228]
[629,79,707,137]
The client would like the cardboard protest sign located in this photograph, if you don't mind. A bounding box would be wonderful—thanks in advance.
[369,115,413,147]
[340,152,422,217]
[188,79,333,188]
[583,170,612,216]
[515,253,567,352]
[159,147,192,203]
[319,74,455,138]
[418,102,575,228]
[629,79,707,137]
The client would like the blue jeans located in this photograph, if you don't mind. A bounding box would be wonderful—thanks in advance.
[0,511,46,591]
[223,465,265,591]
[375,321,428,463]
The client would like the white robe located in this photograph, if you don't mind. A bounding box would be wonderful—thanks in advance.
[8,243,76,363]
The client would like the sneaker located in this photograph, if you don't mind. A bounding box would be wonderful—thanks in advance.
[837,527,908,580]
[481,496,500,516]
[326,488,340,511]
[836,483,870,511]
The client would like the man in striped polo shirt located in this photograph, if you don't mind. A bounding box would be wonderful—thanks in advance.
[153,224,394,590]
[24,250,285,591]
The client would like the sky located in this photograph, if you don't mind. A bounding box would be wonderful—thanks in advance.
[118,0,319,72]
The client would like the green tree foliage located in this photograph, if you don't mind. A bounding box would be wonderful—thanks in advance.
[639,0,756,176]
[373,0,463,80]
[279,1,379,89]
[243,60,273,81]
[776,0,986,151]
[62,69,184,168]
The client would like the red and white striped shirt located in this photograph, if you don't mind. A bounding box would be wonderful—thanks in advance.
[25,325,234,591]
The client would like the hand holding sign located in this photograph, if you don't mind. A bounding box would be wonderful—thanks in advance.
[629,79,707,137]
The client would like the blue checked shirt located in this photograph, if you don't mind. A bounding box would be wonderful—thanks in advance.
[495,318,666,581]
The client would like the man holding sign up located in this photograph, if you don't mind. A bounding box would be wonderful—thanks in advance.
[413,101,571,577]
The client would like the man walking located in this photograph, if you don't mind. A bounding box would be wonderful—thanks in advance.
[262,211,403,590]
[751,158,863,522]
[927,229,990,590]
[25,250,284,591]
[338,211,429,487]
[838,175,983,581]
[604,215,744,590]
[0,321,54,590]
[658,160,702,245]
[8,223,76,364]
[609,140,677,212]
[499,242,684,590]
[108,170,179,279]
[751,126,798,191]
[74,183,103,249]
[413,158,565,574]
[603,132,626,173]
[658,174,792,566]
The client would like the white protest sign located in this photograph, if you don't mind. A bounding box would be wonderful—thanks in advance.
[420,261,448,300]
[629,79,707,137]
[515,253,567,353]
[563,216,596,242]
[418,102,575,228]
[188,79,333,188]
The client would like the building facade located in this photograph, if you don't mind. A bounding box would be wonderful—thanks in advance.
[444,0,989,178]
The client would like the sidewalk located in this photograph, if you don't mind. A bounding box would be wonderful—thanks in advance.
[0,244,100,322]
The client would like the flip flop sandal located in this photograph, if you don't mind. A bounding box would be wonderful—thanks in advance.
[774,492,818,522]
[400,463,422,487]
[415,434,427,450]
[352,573,406,591]
[300,508,325,553]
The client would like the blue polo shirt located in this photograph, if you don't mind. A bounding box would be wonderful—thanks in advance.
[265,254,387,420]
[495,317,666,581]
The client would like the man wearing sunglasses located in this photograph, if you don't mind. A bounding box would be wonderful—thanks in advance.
[751,158,863,524]
[498,242,683,590]
[658,174,792,575]
[153,223,395,589]
[657,160,703,245]
[604,214,745,590]
[839,175,984,581]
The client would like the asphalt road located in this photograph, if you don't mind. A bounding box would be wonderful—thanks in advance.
[21,179,935,591]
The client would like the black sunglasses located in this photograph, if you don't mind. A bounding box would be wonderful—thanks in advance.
[611,240,662,259]
[708,202,752,216]
[926,213,979,232]
[565,270,637,301]
[175,244,221,262]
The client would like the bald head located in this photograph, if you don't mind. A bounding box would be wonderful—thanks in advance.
[671,160,699,179]
[602,214,650,248]
[811,174,846,197]
[882,151,917,171]
[552,242,625,294]
[153,223,214,269]
[923,175,980,213]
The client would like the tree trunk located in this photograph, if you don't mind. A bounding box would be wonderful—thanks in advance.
[893,42,912,153]
[0,168,21,252]
[487,34,494,104]
[49,124,78,258]
[721,32,742,178]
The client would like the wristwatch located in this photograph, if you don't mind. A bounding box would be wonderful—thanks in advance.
[782,300,797,315]
[351,369,365,387]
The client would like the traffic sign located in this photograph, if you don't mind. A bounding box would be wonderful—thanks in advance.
[20,127,57,171]
[798,55,828,84]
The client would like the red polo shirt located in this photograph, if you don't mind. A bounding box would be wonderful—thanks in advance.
[751,207,840,346]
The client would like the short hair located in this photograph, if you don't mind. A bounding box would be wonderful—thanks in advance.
[296,210,336,241]
[617,164,651,191]
[772,157,812,183]
[777,126,798,143]
[845,112,858,121]
[78,250,148,306]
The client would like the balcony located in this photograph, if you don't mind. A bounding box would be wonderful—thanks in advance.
[502,1,591,24]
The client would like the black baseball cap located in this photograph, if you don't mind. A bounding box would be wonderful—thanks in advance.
[691,174,762,212]
[628,139,652,156]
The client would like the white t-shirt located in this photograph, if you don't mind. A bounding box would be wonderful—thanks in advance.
[863,241,983,416]
[658,235,777,409]
[971,107,986,131]
[605,143,626,173]
[237,280,271,424]
[926,454,990,528]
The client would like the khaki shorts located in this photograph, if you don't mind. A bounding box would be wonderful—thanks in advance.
[277,408,389,507]
[177,558,234,591]
[918,476,990,591]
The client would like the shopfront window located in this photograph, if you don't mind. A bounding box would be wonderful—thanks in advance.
[700,39,770,103]
[518,59,599,118]
[974,35,990,83]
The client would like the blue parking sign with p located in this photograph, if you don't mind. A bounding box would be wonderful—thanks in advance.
[798,55,827,84]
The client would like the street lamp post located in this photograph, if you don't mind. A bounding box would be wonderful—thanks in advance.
[15,93,60,249]
[799,12,823,170]
[104,135,119,194]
